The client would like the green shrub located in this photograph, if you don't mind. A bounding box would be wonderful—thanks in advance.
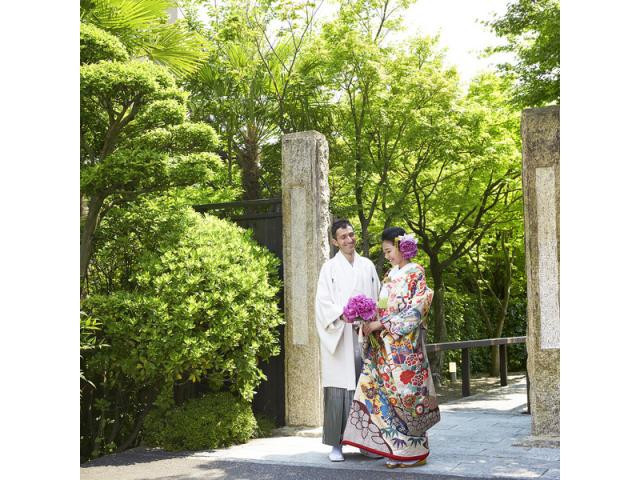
[81,202,283,460]
[143,392,257,451]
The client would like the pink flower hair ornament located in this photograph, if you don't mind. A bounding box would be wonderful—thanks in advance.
[396,233,418,259]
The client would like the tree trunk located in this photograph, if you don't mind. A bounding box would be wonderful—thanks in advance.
[428,262,447,386]
[358,217,370,257]
[227,136,234,184]
[375,250,386,277]
[84,389,95,453]
[490,345,500,377]
[117,390,157,452]
[237,125,261,201]
[354,137,370,256]
[80,193,105,295]
[490,298,509,376]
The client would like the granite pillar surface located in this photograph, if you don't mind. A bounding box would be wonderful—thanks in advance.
[281,131,330,426]
[522,106,560,437]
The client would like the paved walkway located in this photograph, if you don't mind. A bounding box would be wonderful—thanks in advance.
[81,377,559,479]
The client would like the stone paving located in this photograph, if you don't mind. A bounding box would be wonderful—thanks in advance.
[81,377,559,479]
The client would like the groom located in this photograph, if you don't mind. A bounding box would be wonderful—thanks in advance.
[315,219,380,461]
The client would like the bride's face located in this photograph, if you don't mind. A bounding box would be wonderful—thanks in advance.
[382,240,403,266]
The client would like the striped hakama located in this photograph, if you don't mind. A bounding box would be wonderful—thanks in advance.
[322,327,362,446]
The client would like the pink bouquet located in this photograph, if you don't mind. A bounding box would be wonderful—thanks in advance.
[342,294,377,323]
[342,295,379,347]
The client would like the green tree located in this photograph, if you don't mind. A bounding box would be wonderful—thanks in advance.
[484,0,560,108]
[314,5,525,383]
[319,0,443,256]
[184,0,324,199]
[365,36,461,269]
[402,73,522,380]
[80,312,108,397]
[80,24,225,291]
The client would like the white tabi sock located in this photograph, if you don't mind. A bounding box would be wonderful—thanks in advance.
[329,446,344,462]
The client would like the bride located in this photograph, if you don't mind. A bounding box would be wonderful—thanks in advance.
[341,227,440,469]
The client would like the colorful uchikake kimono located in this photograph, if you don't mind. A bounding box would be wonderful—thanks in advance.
[341,262,440,462]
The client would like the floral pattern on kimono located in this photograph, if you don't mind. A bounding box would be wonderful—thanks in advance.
[341,263,439,461]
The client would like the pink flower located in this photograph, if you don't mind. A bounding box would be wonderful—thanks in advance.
[342,303,359,323]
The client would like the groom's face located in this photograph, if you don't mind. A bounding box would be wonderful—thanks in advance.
[332,226,356,255]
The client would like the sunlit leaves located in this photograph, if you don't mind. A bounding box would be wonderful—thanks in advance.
[81,23,130,64]
[484,0,559,107]
[82,0,209,76]
[82,0,173,32]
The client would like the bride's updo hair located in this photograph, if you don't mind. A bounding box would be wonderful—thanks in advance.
[381,227,406,243]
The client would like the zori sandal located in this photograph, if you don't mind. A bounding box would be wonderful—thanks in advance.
[398,458,427,468]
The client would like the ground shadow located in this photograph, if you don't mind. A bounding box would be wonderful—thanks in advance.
[81,448,212,467]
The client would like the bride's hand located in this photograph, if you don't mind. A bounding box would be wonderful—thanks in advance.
[363,320,383,336]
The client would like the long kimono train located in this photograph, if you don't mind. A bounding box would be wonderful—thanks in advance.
[341,263,440,461]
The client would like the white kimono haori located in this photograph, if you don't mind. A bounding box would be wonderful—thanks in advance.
[315,251,380,390]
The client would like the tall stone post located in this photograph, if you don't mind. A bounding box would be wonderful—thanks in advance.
[281,131,330,427]
[522,106,560,439]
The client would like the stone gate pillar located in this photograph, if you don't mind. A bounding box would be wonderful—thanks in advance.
[522,106,560,438]
[281,131,330,426]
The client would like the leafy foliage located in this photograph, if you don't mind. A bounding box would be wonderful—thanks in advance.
[484,0,560,107]
[183,0,328,198]
[80,59,182,163]
[80,312,109,396]
[253,413,277,438]
[80,23,129,64]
